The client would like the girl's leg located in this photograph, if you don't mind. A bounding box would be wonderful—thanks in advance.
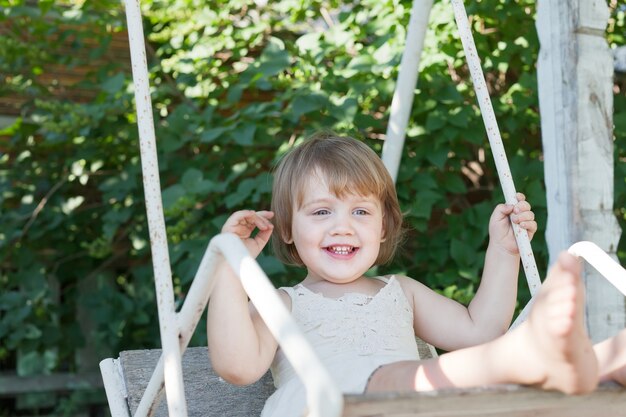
[367,252,598,395]
[594,328,626,386]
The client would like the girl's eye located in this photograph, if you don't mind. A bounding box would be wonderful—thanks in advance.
[353,209,368,216]
[313,209,330,216]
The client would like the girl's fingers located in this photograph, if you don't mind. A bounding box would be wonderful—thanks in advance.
[225,210,250,228]
[512,215,536,228]
[254,226,274,246]
[494,203,514,218]
[256,210,275,220]
[223,210,273,233]
[513,200,531,214]
[520,220,537,232]
[236,211,257,227]
[252,211,274,230]
[516,209,535,222]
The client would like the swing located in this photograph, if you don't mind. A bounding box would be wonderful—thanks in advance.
[100,1,626,416]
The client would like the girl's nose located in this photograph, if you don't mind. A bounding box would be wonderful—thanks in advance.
[329,212,355,235]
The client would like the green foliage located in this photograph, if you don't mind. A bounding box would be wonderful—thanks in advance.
[611,3,626,262]
[0,0,624,413]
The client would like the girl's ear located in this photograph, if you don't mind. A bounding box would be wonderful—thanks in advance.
[282,231,293,244]
[380,218,386,242]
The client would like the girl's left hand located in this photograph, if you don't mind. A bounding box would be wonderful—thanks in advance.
[488,193,537,255]
[221,210,275,258]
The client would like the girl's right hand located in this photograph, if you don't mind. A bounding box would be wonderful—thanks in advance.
[221,210,274,258]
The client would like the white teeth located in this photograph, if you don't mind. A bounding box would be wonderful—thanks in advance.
[329,246,353,255]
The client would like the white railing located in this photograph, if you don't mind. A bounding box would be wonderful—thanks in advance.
[101,234,343,417]
[384,0,626,332]
[569,242,626,297]
[103,1,343,417]
[382,0,541,328]
[448,0,626,329]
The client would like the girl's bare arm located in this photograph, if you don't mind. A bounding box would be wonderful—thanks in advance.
[206,210,284,384]
[404,194,537,351]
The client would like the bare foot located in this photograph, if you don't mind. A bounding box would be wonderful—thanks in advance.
[595,328,626,386]
[612,365,626,386]
[517,252,598,394]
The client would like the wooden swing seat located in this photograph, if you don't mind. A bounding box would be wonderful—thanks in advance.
[109,345,626,417]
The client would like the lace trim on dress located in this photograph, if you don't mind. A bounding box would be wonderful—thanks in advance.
[290,277,414,356]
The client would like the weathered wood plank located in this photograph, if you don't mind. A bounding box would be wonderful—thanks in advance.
[119,345,626,417]
[120,347,274,417]
[343,383,626,417]
[119,339,433,417]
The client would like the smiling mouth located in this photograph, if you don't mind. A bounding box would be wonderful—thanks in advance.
[325,246,357,256]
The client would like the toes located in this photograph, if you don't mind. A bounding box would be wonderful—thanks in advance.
[557,252,582,275]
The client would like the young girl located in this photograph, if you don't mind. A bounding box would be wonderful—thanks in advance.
[207,133,626,416]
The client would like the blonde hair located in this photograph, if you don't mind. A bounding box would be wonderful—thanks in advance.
[271,132,404,266]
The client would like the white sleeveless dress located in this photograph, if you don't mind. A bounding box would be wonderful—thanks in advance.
[260,276,421,417]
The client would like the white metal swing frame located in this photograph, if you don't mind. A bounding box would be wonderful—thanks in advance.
[100,1,626,417]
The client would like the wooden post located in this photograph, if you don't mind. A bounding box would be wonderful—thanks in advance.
[537,0,624,342]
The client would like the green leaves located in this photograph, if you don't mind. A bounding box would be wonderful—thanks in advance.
[240,37,291,89]
[289,92,329,121]
[224,172,272,209]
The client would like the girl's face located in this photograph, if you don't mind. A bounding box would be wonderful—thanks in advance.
[289,174,385,285]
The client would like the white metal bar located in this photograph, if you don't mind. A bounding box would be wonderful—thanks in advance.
[509,297,534,330]
[382,0,434,182]
[177,239,222,343]
[123,1,187,417]
[99,358,131,417]
[215,234,344,417]
[450,0,541,298]
[132,234,343,417]
[132,358,166,417]
[121,0,343,415]
[569,241,626,296]
[511,241,626,330]
[133,235,228,416]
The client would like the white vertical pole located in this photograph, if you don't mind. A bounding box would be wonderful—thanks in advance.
[382,0,434,182]
[123,1,188,416]
[450,0,541,302]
